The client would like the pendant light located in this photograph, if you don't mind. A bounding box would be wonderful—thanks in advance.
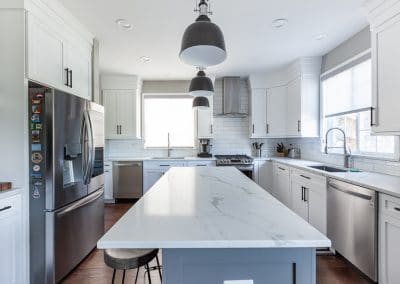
[189,69,214,97]
[180,0,227,67]
[192,96,210,109]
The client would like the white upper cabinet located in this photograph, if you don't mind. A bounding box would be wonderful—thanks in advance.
[196,96,214,139]
[366,1,400,134]
[63,44,92,100]
[102,75,142,139]
[250,89,267,138]
[267,86,287,137]
[103,90,137,139]
[26,6,93,100]
[26,13,64,89]
[248,57,321,138]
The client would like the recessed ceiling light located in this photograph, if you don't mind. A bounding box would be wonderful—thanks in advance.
[315,33,327,41]
[140,56,151,63]
[116,19,133,30]
[271,18,288,28]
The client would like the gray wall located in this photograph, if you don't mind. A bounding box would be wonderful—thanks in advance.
[322,26,371,73]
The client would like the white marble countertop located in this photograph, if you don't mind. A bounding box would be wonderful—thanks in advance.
[98,167,330,249]
[271,157,400,198]
[0,188,21,200]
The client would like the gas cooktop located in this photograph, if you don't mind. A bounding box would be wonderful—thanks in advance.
[215,155,254,165]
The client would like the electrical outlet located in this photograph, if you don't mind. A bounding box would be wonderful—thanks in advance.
[224,280,254,284]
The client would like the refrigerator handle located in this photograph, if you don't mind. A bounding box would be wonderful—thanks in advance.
[80,115,89,184]
[56,188,104,217]
[86,110,95,184]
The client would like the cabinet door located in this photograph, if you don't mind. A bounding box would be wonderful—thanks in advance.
[0,197,21,284]
[143,170,164,194]
[258,161,274,194]
[104,163,113,201]
[267,86,287,137]
[26,13,64,89]
[290,180,308,221]
[197,96,214,138]
[286,78,302,136]
[103,91,119,138]
[274,165,291,207]
[308,184,327,235]
[64,45,92,100]
[117,91,136,138]
[372,15,400,133]
[250,89,267,138]
[379,214,400,284]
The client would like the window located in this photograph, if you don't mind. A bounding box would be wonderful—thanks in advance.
[322,58,398,159]
[144,94,195,148]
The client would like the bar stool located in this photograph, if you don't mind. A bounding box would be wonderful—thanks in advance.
[104,248,162,284]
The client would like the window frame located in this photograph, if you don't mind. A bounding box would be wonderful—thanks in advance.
[320,51,400,161]
[142,93,196,149]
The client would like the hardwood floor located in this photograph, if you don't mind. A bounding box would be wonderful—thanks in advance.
[63,203,370,284]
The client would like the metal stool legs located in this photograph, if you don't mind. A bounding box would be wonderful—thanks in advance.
[155,255,162,281]
[112,269,116,284]
[134,267,140,284]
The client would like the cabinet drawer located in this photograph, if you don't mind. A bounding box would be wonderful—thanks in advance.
[186,161,216,167]
[380,193,400,220]
[274,163,290,176]
[0,194,21,219]
[290,168,326,186]
[144,160,186,170]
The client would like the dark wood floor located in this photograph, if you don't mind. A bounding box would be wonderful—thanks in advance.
[62,203,370,284]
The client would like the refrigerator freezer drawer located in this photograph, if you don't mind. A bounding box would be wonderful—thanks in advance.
[46,188,104,283]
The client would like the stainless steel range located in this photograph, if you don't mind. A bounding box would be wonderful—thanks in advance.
[215,155,254,179]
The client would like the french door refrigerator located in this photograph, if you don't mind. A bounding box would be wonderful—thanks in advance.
[29,83,105,284]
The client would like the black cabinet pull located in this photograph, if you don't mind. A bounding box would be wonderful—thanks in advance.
[370,107,376,127]
[278,167,286,171]
[266,124,269,134]
[64,68,69,86]
[210,124,213,134]
[300,174,311,180]
[69,70,73,88]
[304,187,308,202]
[301,187,304,201]
[298,120,301,132]
[252,124,255,134]
[394,207,400,212]
[120,125,122,134]
[0,205,11,212]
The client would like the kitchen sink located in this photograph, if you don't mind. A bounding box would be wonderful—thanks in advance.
[307,165,348,172]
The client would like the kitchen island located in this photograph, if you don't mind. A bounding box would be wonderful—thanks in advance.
[98,167,330,284]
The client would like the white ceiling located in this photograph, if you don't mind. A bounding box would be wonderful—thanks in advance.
[60,0,368,80]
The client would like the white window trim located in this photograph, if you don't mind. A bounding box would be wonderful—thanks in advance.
[142,92,196,149]
[319,51,400,161]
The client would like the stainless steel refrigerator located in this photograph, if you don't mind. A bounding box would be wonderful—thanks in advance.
[29,83,105,283]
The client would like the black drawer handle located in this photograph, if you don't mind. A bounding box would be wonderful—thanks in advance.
[278,167,286,171]
[300,174,311,180]
[394,207,400,212]
[0,205,12,212]
[160,165,171,167]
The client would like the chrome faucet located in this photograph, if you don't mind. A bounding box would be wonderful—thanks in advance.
[325,127,352,168]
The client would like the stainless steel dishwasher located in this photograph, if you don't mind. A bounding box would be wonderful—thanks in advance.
[113,161,143,199]
[327,178,377,282]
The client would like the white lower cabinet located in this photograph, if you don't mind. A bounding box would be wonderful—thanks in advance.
[273,163,291,207]
[0,193,22,284]
[379,193,400,284]
[143,161,186,194]
[254,160,274,194]
[104,162,114,201]
[290,168,327,235]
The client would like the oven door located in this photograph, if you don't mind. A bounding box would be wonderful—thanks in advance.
[236,165,254,180]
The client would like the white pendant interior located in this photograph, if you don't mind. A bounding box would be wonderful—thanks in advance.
[180,45,227,67]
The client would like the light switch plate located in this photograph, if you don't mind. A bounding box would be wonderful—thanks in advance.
[224,281,254,284]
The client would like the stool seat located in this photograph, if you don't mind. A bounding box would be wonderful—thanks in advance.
[104,248,159,271]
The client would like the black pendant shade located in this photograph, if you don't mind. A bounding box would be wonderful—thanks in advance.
[189,70,214,97]
[180,14,227,67]
[192,96,210,109]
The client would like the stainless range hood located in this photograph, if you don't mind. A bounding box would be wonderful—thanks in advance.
[217,77,247,117]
